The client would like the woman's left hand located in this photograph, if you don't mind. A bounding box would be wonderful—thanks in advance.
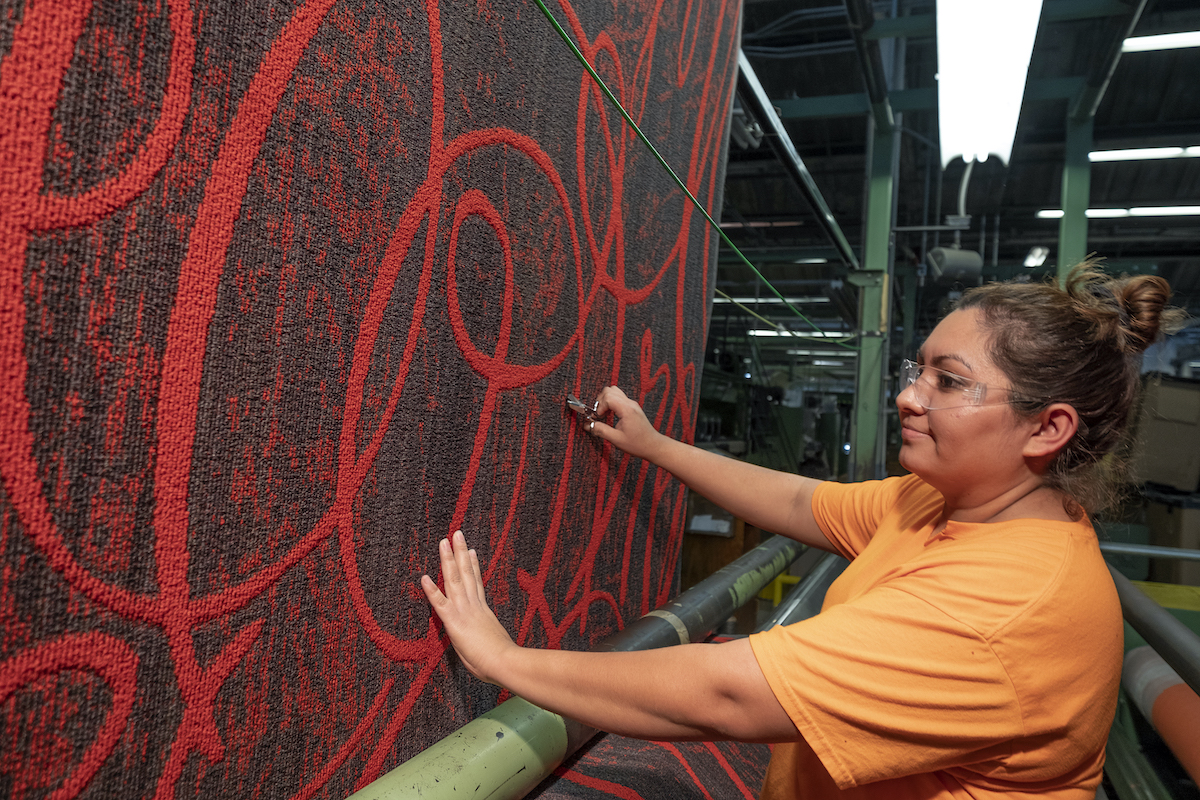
[421,530,517,685]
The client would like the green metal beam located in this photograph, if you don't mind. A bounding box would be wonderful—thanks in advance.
[898,264,917,362]
[774,79,1085,121]
[849,121,895,482]
[1057,115,1094,278]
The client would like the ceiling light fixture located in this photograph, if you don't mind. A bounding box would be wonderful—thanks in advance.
[1037,207,1200,218]
[1122,31,1200,52]
[1088,146,1195,162]
[748,330,845,338]
[1130,206,1200,216]
[712,296,831,304]
[1024,246,1049,267]
[937,0,1043,166]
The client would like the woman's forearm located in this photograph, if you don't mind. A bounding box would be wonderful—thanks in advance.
[645,434,829,548]
[422,531,800,744]
[492,638,800,744]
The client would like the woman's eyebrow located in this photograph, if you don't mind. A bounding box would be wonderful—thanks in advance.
[929,353,975,372]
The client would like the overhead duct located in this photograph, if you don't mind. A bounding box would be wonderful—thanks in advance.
[926,247,983,285]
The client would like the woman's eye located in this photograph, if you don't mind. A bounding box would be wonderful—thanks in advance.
[935,372,966,391]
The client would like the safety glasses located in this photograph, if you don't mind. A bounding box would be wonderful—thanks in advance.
[899,359,1040,410]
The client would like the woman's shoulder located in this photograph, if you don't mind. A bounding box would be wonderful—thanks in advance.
[909,517,1119,640]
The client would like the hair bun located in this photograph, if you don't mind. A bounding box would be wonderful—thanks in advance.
[1067,263,1180,355]
[1114,274,1177,355]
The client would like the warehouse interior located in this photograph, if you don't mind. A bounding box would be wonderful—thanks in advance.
[698,0,1200,484]
[680,2,1200,797]
[5,0,1200,796]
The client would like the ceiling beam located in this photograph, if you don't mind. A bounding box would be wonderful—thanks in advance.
[737,52,861,270]
[774,78,1088,120]
[1070,0,1150,120]
[843,0,895,132]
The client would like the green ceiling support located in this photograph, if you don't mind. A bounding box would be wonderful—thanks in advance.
[1057,115,1093,279]
[898,263,917,361]
[849,121,895,482]
[774,80,1080,121]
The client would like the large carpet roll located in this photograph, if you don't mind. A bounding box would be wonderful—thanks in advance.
[0,0,738,797]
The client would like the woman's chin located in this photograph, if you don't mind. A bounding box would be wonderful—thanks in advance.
[897,448,922,477]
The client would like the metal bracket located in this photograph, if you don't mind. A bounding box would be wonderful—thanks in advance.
[846,271,885,288]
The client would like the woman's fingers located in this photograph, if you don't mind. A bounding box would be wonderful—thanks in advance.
[421,530,515,686]
[439,530,481,606]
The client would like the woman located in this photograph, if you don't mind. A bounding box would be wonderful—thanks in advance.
[422,266,1180,799]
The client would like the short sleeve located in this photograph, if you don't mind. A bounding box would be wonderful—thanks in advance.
[812,475,932,559]
[748,585,1022,789]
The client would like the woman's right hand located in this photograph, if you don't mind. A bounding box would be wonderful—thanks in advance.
[586,386,667,462]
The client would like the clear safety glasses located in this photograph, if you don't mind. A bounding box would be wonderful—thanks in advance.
[899,359,1040,410]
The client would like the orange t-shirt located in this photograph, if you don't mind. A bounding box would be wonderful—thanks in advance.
[748,474,1122,800]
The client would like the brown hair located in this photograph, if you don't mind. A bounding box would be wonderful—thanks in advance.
[955,262,1185,515]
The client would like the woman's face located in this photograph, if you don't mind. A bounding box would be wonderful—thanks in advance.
[897,308,1036,502]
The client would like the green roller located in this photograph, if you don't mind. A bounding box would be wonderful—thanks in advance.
[347,698,568,800]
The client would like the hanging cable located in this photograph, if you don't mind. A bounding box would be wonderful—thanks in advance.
[530,0,857,350]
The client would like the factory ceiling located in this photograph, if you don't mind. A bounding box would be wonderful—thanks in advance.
[715,0,1200,378]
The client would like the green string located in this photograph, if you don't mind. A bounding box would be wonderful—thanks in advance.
[530,0,857,350]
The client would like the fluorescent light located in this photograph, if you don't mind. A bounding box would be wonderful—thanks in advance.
[937,0,1043,166]
[793,257,829,264]
[787,349,845,356]
[1037,206,1200,218]
[1129,206,1200,216]
[748,329,845,338]
[712,296,830,304]
[1089,147,1188,162]
[718,220,803,229]
[1024,246,1049,267]
[1123,31,1200,52]
[812,360,847,367]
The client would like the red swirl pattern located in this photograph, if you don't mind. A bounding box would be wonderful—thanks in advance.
[0,0,738,797]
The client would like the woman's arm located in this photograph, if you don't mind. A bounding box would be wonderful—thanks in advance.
[422,531,801,743]
[589,386,833,551]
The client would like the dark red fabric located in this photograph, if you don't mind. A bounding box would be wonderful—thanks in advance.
[532,737,772,800]
[0,0,738,797]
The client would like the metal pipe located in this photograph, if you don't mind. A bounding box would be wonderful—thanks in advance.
[1070,0,1149,121]
[1103,722,1174,800]
[757,551,848,630]
[736,52,860,271]
[842,0,895,132]
[598,535,805,651]
[1108,565,1200,696]
[1099,541,1200,562]
[352,535,805,799]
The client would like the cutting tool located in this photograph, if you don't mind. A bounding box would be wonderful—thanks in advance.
[566,393,599,429]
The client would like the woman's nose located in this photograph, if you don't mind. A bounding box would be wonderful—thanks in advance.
[895,381,925,414]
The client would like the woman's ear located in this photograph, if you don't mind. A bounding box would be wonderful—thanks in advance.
[1023,403,1080,460]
